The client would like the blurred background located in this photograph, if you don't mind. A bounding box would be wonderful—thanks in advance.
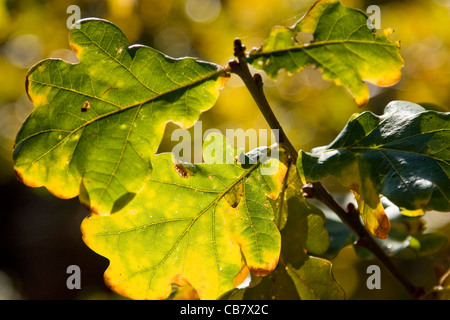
[0,0,449,299]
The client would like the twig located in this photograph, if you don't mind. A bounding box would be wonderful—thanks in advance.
[229,38,424,299]
[303,182,424,298]
[229,39,298,159]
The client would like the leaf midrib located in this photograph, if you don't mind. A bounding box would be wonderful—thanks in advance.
[249,39,400,57]
[342,146,450,166]
[336,122,449,155]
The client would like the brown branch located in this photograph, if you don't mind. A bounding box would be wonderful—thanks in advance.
[302,183,424,298]
[229,39,298,159]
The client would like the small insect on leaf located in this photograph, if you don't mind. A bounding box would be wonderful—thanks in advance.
[81,101,90,112]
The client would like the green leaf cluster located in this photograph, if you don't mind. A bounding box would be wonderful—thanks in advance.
[12,0,449,300]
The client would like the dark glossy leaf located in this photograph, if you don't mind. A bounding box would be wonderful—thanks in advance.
[298,101,449,238]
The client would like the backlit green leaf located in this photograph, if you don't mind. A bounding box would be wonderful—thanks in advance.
[283,256,345,300]
[282,196,329,258]
[225,255,344,300]
[248,0,404,107]
[224,195,344,300]
[81,133,286,300]
[298,101,450,239]
[13,18,229,215]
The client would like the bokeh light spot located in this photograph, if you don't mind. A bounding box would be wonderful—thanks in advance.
[154,27,191,57]
[4,34,43,68]
[185,0,221,23]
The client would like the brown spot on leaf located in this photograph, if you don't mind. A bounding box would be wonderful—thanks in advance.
[249,261,278,277]
[174,163,190,178]
[14,169,25,184]
[372,212,391,239]
[171,274,192,287]
[81,101,90,112]
[70,43,80,56]
[224,182,244,208]
[102,87,118,96]
[25,76,32,104]
[14,168,40,188]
